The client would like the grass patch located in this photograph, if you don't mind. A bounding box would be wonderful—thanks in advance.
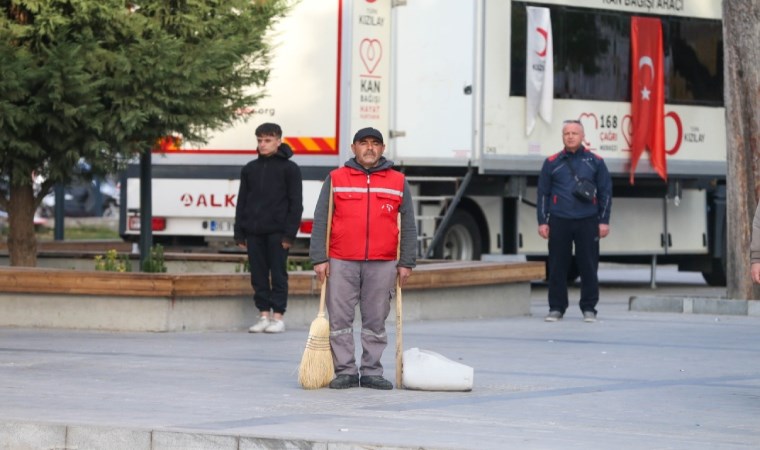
[35,225,120,241]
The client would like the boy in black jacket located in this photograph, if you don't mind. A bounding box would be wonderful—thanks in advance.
[234,123,303,333]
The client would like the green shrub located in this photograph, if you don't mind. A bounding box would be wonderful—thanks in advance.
[287,258,313,271]
[142,244,167,273]
[234,257,312,273]
[235,259,251,273]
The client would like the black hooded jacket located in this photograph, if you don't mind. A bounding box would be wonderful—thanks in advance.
[234,143,303,243]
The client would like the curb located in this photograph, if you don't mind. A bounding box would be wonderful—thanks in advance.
[629,295,760,316]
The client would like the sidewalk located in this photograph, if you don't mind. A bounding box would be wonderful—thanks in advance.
[1,265,759,449]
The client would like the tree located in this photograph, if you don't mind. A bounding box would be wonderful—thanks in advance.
[0,0,288,266]
[723,0,760,299]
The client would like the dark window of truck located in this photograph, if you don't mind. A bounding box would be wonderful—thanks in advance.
[509,2,723,107]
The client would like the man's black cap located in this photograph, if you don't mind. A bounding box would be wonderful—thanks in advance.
[352,127,384,144]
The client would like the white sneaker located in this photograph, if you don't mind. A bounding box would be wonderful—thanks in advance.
[264,319,285,333]
[248,316,270,333]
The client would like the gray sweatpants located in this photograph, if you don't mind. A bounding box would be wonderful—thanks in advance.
[326,258,397,377]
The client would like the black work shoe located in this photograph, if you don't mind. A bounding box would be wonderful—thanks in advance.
[329,374,360,389]
[360,375,393,390]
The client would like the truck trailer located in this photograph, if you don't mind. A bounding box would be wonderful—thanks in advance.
[120,0,727,285]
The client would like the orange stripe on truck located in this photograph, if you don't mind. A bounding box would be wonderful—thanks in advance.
[284,137,337,154]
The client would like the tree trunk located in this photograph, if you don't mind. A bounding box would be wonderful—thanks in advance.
[7,180,38,267]
[724,0,760,299]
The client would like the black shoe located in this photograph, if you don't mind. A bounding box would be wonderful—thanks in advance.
[329,374,360,389]
[360,375,393,390]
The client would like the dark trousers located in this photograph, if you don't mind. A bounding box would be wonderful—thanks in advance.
[547,216,599,314]
[246,233,289,314]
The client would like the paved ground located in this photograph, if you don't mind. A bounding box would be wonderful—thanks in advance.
[1,265,759,449]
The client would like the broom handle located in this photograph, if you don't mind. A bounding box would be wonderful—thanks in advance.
[318,180,334,317]
[395,213,403,388]
[318,279,327,318]
[395,277,403,388]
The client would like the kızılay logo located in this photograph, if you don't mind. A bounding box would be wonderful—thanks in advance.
[181,193,236,208]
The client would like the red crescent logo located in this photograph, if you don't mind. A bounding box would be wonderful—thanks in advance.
[536,28,548,57]
[665,111,683,155]
[181,193,193,207]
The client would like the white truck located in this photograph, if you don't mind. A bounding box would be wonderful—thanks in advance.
[121,0,728,285]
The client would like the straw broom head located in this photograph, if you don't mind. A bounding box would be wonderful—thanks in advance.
[298,283,333,389]
[299,181,335,389]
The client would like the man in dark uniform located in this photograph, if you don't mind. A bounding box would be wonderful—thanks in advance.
[537,120,612,323]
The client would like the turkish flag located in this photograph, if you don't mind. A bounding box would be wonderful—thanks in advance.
[630,17,666,183]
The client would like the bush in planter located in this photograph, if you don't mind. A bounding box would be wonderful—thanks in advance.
[142,244,167,273]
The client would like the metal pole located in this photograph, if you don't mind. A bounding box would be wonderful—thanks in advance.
[54,183,65,241]
[139,149,153,271]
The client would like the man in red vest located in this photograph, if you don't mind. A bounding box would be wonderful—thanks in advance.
[310,127,417,390]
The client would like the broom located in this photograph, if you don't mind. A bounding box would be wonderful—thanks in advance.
[395,214,404,388]
[395,276,404,388]
[298,280,333,389]
[298,181,334,389]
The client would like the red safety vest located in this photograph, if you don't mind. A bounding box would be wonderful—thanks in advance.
[329,166,406,261]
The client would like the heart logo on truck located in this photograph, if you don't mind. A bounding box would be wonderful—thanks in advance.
[621,112,682,155]
[621,114,632,151]
[360,38,382,74]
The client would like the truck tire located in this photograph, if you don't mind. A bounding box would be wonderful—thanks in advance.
[544,257,580,283]
[702,253,727,286]
[433,210,482,260]
[702,228,727,287]
[101,199,118,218]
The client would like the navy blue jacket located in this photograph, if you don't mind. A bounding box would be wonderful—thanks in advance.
[536,147,612,225]
[234,144,303,243]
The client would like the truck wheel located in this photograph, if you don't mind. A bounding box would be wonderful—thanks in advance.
[702,229,727,286]
[101,200,118,218]
[433,210,482,260]
[544,258,579,283]
[567,258,580,283]
[702,257,727,286]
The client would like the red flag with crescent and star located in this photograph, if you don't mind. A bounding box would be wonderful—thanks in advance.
[630,16,666,184]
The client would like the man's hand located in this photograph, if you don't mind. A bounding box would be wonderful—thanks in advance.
[752,263,760,284]
[538,224,550,239]
[236,241,246,249]
[281,241,291,250]
[397,266,412,287]
[599,224,610,238]
[314,262,330,283]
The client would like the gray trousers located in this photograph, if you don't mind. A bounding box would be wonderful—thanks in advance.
[326,258,397,377]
